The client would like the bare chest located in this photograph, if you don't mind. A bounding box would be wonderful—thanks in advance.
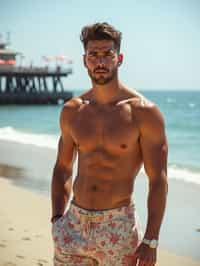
[70,103,139,152]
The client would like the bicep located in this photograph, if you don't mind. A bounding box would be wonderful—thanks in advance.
[55,134,77,172]
[139,108,168,182]
[55,107,77,173]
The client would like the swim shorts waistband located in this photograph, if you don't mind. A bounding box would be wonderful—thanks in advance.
[68,201,136,223]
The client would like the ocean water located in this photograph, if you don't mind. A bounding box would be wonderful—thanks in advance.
[0,90,199,185]
[0,89,200,260]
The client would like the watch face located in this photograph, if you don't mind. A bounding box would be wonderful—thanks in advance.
[150,240,158,248]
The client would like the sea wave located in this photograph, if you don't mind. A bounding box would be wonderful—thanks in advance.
[168,165,200,185]
[0,127,199,186]
[0,126,59,149]
[139,165,200,185]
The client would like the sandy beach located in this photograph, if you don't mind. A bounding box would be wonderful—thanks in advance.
[0,176,199,266]
[0,177,53,266]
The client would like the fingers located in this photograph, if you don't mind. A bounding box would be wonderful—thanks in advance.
[137,256,156,266]
[137,257,156,266]
[132,257,138,266]
[132,243,157,266]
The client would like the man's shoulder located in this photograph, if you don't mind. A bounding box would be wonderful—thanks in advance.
[61,90,93,122]
[63,89,92,110]
[63,97,82,109]
[123,89,155,111]
[62,94,87,113]
[125,89,164,125]
[60,98,82,124]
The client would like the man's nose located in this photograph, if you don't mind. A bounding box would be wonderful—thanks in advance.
[96,57,106,66]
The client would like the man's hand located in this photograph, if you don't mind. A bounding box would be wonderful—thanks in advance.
[51,214,63,224]
[132,243,157,266]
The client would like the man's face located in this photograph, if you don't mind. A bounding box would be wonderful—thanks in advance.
[84,40,123,85]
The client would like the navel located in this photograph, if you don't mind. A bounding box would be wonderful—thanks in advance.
[120,144,127,149]
[91,184,98,192]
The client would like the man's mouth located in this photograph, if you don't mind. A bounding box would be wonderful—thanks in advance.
[94,69,108,73]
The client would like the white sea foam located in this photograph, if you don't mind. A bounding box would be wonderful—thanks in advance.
[188,103,195,108]
[139,165,200,185]
[0,126,59,149]
[168,165,200,185]
[0,127,199,186]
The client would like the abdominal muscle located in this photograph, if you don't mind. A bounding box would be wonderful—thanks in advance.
[71,151,142,210]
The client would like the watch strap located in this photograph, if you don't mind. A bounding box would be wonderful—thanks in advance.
[142,238,159,248]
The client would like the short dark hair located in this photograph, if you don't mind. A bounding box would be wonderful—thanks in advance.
[80,22,122,52]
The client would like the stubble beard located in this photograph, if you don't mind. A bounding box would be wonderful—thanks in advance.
[88,67,118,85]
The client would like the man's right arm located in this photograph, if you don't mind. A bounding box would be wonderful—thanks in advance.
[51,102,77,222]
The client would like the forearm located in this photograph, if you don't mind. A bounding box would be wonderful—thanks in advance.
[51,167,72,217]
[144,175,168,240]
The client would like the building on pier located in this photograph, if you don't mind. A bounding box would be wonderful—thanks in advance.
[0,36,73,104]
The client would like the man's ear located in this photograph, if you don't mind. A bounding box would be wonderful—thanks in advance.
[118,53,123,66]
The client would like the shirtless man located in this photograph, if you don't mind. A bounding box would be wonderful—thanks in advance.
[51,22,168,266]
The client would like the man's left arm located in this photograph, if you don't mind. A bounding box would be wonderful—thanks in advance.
[134,103,168,265]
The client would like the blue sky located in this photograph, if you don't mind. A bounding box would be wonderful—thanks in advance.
[0,0,200,90]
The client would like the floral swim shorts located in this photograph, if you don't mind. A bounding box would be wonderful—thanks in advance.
[52,202,143,266]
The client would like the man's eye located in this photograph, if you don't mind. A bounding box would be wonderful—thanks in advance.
[88,52,97,57]
[105,51,114,57]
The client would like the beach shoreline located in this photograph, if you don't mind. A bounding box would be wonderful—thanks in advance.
[0,176,200,266]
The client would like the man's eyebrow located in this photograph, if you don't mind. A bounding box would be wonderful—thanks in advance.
[87,48,115,53]
[88,46,115,50]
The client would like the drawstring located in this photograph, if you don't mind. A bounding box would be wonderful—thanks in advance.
[82,217,92,237]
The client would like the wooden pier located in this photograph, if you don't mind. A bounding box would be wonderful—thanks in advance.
[0,35,73,105]
[0,66,73,104]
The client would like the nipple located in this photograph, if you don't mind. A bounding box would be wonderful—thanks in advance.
[120,144,127,149]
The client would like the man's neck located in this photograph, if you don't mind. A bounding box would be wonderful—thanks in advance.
[92,79,123,105]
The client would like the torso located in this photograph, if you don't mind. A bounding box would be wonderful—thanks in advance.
[65,89,147,210]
